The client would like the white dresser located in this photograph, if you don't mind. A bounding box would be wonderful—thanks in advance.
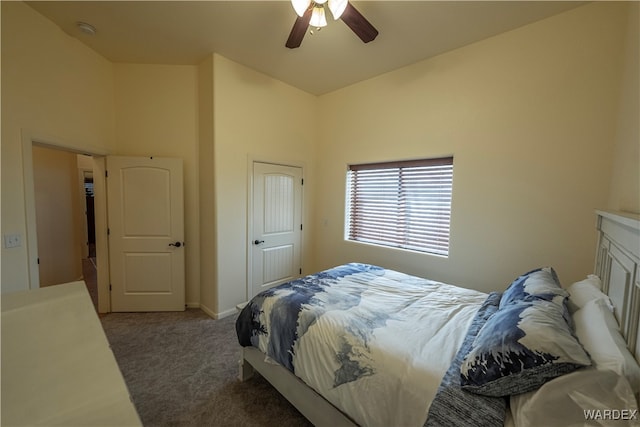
[1,281,141,426]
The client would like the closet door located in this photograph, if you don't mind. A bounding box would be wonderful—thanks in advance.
[250,162,303,298]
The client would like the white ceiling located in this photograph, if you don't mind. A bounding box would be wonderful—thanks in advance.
[26,1,585,95]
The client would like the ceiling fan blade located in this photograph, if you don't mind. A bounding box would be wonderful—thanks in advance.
[340,2,378,43]
[286,7,313,49]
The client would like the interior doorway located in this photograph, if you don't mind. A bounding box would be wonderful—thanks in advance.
[29,143,101,312]
[22,133,109,312]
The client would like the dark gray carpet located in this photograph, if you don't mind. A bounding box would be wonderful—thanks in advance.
[100,309,312,427]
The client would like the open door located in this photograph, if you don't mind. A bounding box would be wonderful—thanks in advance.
[107,156,185,311]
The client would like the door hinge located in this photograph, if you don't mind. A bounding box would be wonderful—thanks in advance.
[301,178,304,185]
[107,228,110,236]
[37,257,40,265]
[109,284,112,291]
[299,268,302,274]
[105,170,108,178]
[300,224,303,231]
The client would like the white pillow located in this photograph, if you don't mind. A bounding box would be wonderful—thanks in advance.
[566,275,612,313]
[510,368,638,427]
[584,274,603,290]
[573,298,640,395]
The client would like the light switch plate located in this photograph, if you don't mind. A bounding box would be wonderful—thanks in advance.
[4,233,22,248]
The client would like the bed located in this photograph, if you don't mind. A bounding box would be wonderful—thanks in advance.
[236,209,640,426]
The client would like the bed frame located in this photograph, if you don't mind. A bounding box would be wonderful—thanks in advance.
[239,209,640,424]
[239,346,356,426]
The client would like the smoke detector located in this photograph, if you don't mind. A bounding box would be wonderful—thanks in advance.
[76,21,97,36]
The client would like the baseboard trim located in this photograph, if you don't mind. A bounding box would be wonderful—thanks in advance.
[200,303,216,319]
[217,307,237,319]
[199,304,236,320]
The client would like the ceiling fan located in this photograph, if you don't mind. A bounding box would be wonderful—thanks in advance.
[286,0,379,49]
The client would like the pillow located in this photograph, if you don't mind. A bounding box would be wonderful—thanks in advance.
[460,298,591,396]
[500,267,568,309]
[510,368,638,427]
[573,298,640,396]
[580,273,603,290]
[566,275,612,314]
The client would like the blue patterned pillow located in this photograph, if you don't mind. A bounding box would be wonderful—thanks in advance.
[500,267,568,309]
[460,298,591,397]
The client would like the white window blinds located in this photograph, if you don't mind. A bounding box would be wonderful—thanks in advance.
[346,157,453,257]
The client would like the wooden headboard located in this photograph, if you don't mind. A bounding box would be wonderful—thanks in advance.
[594,210,640,362]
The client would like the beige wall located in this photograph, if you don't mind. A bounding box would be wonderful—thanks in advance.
[113,63,200,306]
[208,54,318,317]
[608,2,640,214]
[32,146,84,286]
[198,56,217,314]
[1,1,115,293]
[2,1,636,317]
[314,2,631,293]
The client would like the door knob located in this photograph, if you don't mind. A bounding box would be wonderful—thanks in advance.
[254,240,265,245]
[169,241,182,248]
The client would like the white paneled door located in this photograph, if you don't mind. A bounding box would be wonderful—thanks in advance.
[107,156,185,311]
[251,162,303,297]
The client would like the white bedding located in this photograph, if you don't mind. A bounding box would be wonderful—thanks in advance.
[237,264,487,426]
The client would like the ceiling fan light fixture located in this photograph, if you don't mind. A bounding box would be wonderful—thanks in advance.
[309,6,327,28]
[328,0,348,20]
[285,0,376,49]
[291,0,311,17]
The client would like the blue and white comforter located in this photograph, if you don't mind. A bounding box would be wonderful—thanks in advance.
[236,263,491,427]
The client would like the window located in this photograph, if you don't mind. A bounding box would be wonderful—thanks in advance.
[346,157,453,257]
